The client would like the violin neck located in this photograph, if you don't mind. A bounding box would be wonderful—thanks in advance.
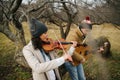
[60,42,83,46]
[43,42,73,44]
[60,42,73,44]
[43,41,83,46]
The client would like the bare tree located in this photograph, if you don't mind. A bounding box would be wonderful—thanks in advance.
[46,0,78,39]
[28,0,78,39]
[75,0,120,25]
[21,0,120,38]
[0,0,29,67]
[0,0,120,68]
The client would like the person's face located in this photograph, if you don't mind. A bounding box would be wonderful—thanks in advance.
[40,32,48,42]
[81,28,91,35]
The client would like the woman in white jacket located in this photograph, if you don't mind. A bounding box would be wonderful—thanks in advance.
[23,19,77,80]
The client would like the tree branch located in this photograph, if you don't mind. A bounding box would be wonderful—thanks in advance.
[28,0,76,13]
[10,0,22,13]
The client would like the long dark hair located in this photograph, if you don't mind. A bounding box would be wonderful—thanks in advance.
[31,37,43,50]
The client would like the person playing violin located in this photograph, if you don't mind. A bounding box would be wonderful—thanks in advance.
[64,17,92,80]
[22,19,77,80]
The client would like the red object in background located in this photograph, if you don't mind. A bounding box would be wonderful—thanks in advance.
[81,16,91,24]
[85,16,90,20]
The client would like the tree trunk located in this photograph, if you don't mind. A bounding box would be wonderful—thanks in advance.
[12,18,29,68]
[0,19,29,68]
[14,39,29,68]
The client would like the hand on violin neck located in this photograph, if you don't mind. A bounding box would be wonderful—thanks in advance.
[63,53,73,62]
[71,41,78,47]
[82,43,88,47]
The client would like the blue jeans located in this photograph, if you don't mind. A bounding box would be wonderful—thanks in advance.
[64,62,86,80]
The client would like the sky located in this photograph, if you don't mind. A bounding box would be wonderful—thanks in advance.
[22,0,105,7]
[22,0,94,4]
[22,0,28,4]
[22,0,37,4]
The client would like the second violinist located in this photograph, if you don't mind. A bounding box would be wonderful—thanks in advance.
[22,18,77,80]
[64,17,92,80]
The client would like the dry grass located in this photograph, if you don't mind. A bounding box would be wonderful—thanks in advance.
[0,22,120,80]
[92,23,120,52]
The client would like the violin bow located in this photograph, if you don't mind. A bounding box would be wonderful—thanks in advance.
[82,31,93,45]
[82,36,87,44]
[52,30,67,55]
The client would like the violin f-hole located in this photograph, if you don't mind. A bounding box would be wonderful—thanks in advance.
[84,50,89,56]
[79,51,82,54]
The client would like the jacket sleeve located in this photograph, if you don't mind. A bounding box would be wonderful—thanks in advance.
[23,46,65,73]
[66,28,84,61]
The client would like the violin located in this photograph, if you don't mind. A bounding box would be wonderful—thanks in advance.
[42,38,67,52]
[42,38,85,52]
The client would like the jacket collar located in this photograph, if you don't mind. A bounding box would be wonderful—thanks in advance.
[29,41,45,63]
[76,27,86,40]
